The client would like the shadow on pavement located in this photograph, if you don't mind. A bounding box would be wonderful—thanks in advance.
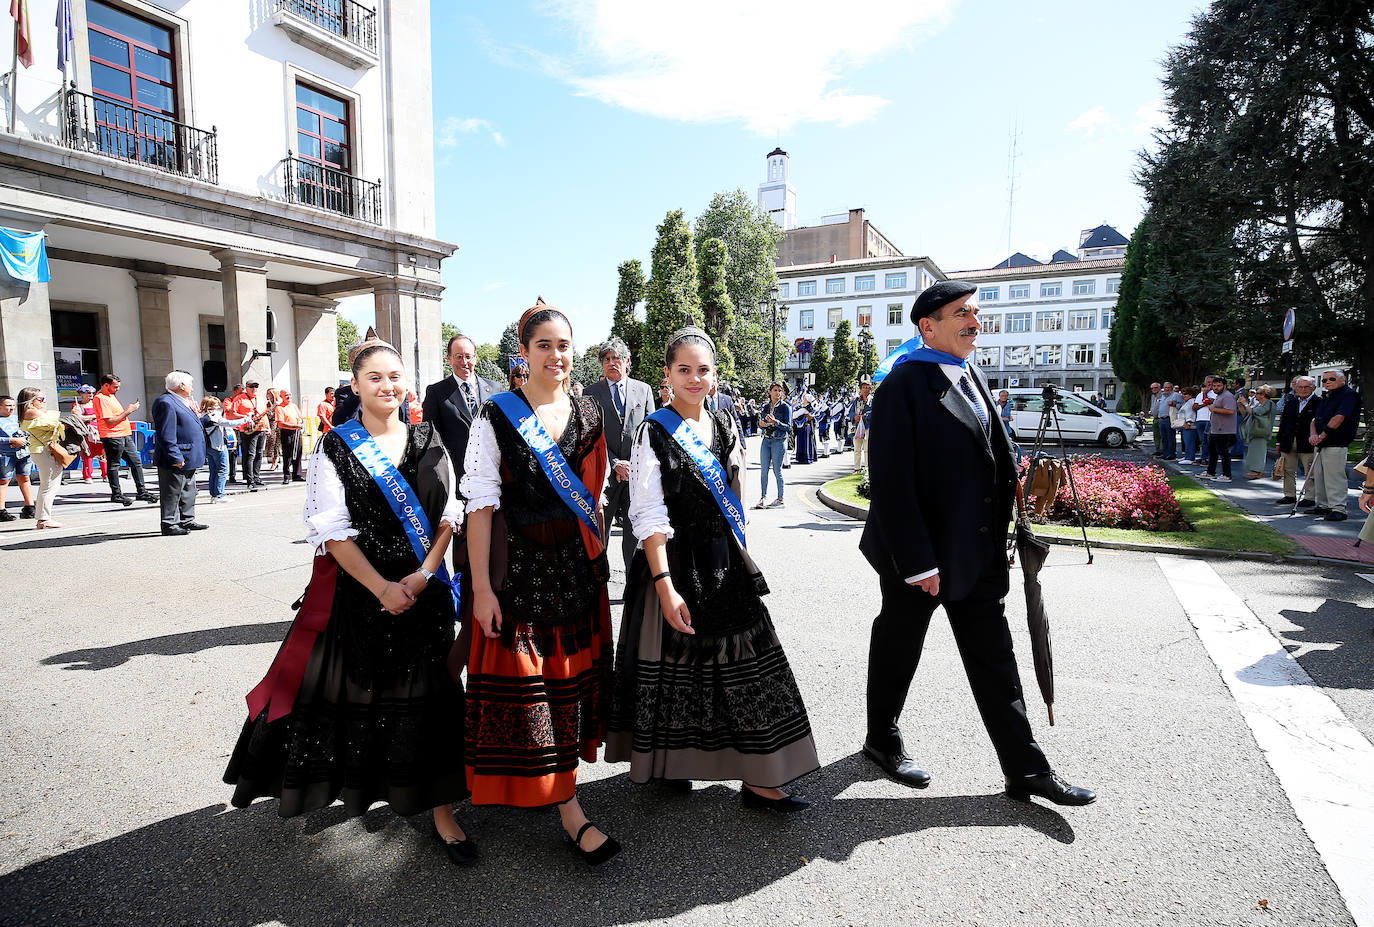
[1268,598,1374,692]
[0,531,159,551]
[780,521,861,533]
[42,622,294,671]
[0,753,1075,927]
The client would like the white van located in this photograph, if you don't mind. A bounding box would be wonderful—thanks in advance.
[1002,389,1138,448]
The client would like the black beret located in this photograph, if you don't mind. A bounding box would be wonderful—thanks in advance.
[911,280,978,324]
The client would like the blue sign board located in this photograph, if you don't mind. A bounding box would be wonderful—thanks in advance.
[1282,308,1296,340]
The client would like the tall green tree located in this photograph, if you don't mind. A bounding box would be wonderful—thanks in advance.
[611,259,646,367]
[641,209,704,383]
[857,327,878,379]
[497,321,520,375]
[696,237,737,380]
[336,316,360,371]
[830,319,859,390]
[573,345,603,388]
[694,190,787,397]
[1138,0,1374,384]
[809,337,830,391]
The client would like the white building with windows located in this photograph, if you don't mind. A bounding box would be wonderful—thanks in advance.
[773,256,945,390]
[1,0,452,408]
[949,227,1127,406]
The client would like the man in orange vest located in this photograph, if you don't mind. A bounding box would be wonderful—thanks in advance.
[274,388,305,484]
[225,381,269,491]
[94,374,156,506]
[316,386,335,435]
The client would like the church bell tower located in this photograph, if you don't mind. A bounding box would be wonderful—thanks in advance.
[757,148,798,230]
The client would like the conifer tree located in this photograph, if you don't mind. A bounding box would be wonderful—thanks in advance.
[641,210,704,383]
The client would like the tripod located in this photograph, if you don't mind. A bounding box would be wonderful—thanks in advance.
[1024,385,1094,563]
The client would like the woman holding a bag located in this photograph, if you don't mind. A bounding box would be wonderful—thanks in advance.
[16,387,69,529]
[1242,385,1277,479]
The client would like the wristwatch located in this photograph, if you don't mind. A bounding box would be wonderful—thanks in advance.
[418,567,435,584]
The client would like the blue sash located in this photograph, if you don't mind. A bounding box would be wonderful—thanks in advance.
[648,407,747,551]
[488,391,601,538]
[333,420,461,613]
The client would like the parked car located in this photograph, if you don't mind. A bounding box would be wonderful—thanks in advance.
[1003,389,1139,448]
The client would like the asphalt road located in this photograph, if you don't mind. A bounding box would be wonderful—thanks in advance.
[1,449,1368,927]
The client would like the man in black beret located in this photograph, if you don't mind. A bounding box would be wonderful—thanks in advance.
[858,281,1095,807]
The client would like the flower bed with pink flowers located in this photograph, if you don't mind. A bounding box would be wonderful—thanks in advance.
[1022,455,1191,532]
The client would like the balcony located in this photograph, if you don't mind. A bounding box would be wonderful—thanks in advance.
[273,0,379,70]
[61,84,218,184]
[283,154,382,225]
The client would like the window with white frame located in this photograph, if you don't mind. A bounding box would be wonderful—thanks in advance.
[1068,343,1095,365]
[1035,344,1062,366]
[1101,308,1115,329]
[1041,282,1062,298]
[800,309,814,330]
[1100,342,1111,364]
[886,338,903,354]
[797,280,817,296]
[976,347,1000,367]
[979,286,1000,301]
[887,304,903,325]
[1068,309,1096,330]
[981,314,1002,333]
[1004,345,1031,366]
[778,283,789,299]
[826,278,845,294]
[1104,381,1117,399]
[1008,312,1031,333]
[827,307,842,329]
[1009,284,1030,299]
[1036,311,1064,331]
[857,306,872,328]
[855,275,875,291]
[1072,279,1096,296]
[885,272,907,289]
[1106,277,1120,294]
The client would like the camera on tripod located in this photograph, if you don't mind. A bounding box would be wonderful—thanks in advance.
[1040,383,1059,402]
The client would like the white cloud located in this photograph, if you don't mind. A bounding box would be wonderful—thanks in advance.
[1133,99,1166,135]
[534,0,960,135]
[484,281,508,293]
[1065,106,1115,139]
[437,117,508,148]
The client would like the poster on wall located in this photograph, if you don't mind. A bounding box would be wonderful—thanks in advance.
[54,350,83,402]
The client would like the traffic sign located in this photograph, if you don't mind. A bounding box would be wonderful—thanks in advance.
[1281,339,1293,354]
[1282,308,1296,340]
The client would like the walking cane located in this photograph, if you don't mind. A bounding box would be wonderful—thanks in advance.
[1289,453,1318,517]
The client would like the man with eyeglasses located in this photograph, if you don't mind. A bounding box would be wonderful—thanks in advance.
[1308,369,1363,521]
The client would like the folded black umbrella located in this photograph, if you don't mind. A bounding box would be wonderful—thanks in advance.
[1012,484,1055,725]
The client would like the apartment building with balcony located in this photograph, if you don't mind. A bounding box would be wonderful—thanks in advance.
[0,0,452,408]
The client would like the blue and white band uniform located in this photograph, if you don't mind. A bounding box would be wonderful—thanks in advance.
[334,420,461,611]
[488,391,602,539]
[648,407,748,551]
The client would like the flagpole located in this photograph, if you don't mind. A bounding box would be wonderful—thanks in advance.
[8,20,17,134]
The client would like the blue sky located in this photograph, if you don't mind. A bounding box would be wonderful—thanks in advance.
[342,0,1206,347]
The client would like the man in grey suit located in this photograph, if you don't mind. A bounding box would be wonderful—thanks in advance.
[422,333,503,494]
[585,337,652,572]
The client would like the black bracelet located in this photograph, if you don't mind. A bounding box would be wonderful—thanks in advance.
[652,571,671,584]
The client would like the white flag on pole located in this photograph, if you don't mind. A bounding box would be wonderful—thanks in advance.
[55,0,73,78]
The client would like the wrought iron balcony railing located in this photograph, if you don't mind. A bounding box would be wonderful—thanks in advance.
[283,154,382,225]
[61,84,218,184]
[276,0,377,54]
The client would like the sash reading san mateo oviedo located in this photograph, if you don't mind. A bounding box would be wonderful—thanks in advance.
[489,391,602,538]
[245,421,460,723]
[649,407,747,550]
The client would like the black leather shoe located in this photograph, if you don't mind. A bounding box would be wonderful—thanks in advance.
[1309,506,1332,516]
[1275,496,1295,504]
[1324,511,1348,522]
[161,525,189,536]
[110,496,133,507]
[434,828,479,865]
[136,491,159,503]
[0,510,15,522]
[1006,773,1096,806]
[181,522,209,531]
[20,505,35,518]
[741,787,811,813]
[862,741,931,788]
[568,822,621,866]
[1297,499,1316,508]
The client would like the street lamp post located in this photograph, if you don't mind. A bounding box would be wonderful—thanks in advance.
[761,285,781,382]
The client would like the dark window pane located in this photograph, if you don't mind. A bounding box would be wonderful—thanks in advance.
[136,81,174,114]
[88,0,172,53]
[323,142,347,168]
[296,109,319,133]
[88,31,129,66]
[91,61,132,100]
[133,46,173,83]
[297,133,322,159]
[322,119,346,142]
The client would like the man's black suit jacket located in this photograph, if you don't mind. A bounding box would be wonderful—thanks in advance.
[421,375,503,487]
[1276,393,1317,454]
[859,360,1016,602]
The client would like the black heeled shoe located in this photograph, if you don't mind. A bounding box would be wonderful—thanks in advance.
[741,786,811,814]
[433,827,479,865]
[568,821,621,866]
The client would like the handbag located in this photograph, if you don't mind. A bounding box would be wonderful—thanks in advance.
[48,440,76,467]
[1270,455,1285,481]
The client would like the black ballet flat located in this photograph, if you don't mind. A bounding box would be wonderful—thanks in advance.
[659,778,693,793]
[741,786,811,814]
[568,821,622,866]
[434,828,480,865]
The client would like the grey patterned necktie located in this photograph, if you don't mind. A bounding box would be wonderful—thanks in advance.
[958,374,989,433]
[461,380,476,414]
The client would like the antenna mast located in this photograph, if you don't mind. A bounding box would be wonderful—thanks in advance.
[1006,120,1021,260]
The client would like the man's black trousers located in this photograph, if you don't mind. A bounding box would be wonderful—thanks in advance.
[866,555,1051,779]
[278,429,302,480]
[240,431,265,484]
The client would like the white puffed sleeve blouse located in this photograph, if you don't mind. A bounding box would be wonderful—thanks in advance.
[627,425,673,544]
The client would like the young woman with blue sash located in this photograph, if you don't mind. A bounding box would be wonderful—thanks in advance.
[224,342,476,865]
[606,327,818,812]
[459,301,619,865]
